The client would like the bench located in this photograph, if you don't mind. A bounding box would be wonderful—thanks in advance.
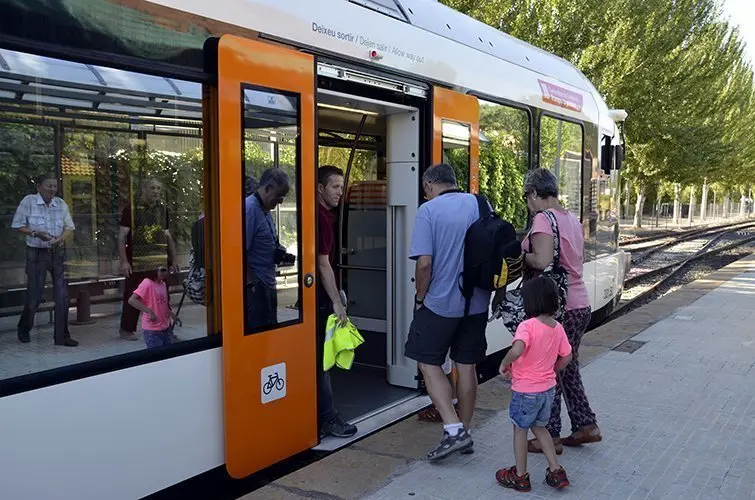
[0,270,189,324]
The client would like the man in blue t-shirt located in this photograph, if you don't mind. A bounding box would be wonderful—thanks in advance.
[244,168,294,331]
[405,163,491,461]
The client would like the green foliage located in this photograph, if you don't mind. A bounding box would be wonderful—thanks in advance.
[478,102,530,227]
[442,0,755,215]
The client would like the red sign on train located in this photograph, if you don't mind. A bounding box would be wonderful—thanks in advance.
[538,79,583,112]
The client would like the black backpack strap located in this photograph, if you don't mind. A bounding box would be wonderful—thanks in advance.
[475,193,492,218]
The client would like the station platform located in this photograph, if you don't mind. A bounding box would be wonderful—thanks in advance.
[241,254,755,500]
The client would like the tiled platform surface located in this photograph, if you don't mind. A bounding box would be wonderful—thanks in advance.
[243,254,755,500]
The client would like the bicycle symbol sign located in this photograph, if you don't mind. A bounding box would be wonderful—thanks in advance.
[261,362,287,404]
[262,372,285,395]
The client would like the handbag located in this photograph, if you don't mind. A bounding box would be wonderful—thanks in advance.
[494,209,569,333]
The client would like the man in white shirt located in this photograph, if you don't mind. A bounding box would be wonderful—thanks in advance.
[12,173,77,346]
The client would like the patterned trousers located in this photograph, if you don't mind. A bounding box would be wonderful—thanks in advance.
[547,307,597,437]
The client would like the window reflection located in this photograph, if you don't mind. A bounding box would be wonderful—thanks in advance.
[0,48,207,380]
[478,101,530,229]
[539,116,583,217]
[242,87,301,334]
[441,120,471,192]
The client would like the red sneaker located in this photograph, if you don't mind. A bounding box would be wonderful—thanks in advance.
[545,467,570,489]
[496,466,531,492]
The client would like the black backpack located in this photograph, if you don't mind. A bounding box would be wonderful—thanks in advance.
[460,194,523,316]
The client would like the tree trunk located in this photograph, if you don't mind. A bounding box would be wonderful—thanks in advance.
[623,181,631,221]
[700,179,709,221]
[740,194,746,217]
[633,185,646,228]
[723,195,730,218]
[673,184,681,225]
[688,187,696,225]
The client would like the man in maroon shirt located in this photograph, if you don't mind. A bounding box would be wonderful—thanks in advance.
[317,165,356,438]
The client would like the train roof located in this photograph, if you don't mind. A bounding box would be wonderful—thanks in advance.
[146,0,620,135]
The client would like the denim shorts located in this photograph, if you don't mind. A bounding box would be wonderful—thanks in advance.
[509,387,556,429]
[143,328,172,349]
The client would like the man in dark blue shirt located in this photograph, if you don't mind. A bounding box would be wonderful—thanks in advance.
[244,168,294,331]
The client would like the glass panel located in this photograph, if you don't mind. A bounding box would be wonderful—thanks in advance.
[0,0,219,70]
[242,87,302,334]
[479,100,530,229]
[539,116,583,218]
[442,120,471,192]
[0,49,207,382]
[593,164,620,257]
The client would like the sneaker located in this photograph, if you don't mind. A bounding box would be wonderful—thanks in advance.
[496,466,531,492]
[545,467,570,489]
[321,415,357,438]
[426,428,473,461]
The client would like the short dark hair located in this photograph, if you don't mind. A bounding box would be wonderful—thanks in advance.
[258,168,289,190]
[36,173,58,185]
[318,165,344,187]
[522,276,560,318]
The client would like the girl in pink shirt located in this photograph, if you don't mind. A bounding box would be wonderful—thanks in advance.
[496,277,572,492]
[128,266,181,348]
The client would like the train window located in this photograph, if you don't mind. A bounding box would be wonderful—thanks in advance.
[539,116,583,218]
[478,100,530,229]
[442,120,471,191]
[0,48,207,382]
[242,87,302,334]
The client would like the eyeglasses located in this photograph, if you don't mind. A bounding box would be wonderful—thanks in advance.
[158,267,168,273]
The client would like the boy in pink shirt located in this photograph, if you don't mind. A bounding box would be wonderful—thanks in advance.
[496,277,572,492]
[128,266,181,348]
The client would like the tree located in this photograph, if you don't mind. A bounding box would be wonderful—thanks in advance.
[443,0,755,228]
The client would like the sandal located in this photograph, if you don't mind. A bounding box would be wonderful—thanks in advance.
[562,424,602,447]
[527,436,563,455]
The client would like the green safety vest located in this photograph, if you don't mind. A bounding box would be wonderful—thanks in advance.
[323,315,365,371]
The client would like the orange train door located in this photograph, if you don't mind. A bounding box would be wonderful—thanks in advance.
[432,87,480,194]
[214,35,317,478]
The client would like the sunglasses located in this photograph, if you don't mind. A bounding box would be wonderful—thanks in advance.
[157,267,168,273]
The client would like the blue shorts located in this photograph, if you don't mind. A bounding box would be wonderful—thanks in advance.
[509,387,556,429]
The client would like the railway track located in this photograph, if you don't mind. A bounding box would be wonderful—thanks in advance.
[619,218,753,247]
[601,225,755,326]
[625,220,755,266]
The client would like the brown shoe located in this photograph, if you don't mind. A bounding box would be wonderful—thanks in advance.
[55,338,79,347]
[561,424,602,447]
[527,436,563,455]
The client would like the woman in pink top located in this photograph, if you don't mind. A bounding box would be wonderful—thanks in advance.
[520,168,602,455]
[496,277,572,492]
[128,266,181,348]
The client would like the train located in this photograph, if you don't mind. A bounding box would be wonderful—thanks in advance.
[0,0,630,498]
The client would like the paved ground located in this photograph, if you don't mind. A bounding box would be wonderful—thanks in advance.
[242,254,755,500]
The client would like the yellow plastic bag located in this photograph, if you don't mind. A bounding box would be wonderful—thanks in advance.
[323,315,365,371]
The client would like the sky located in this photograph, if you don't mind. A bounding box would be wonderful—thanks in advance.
[722,0,754,66]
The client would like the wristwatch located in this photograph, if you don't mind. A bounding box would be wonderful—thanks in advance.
[414,295,424,305]
[31,230,36,238]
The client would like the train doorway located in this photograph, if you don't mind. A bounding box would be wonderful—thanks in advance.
[314,85,428,449]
